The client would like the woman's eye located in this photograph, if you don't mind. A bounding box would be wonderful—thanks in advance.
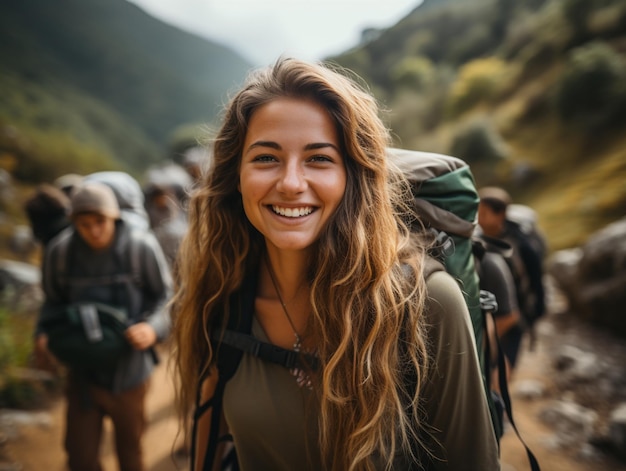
[309,154,332,163]
[252,154,277,162]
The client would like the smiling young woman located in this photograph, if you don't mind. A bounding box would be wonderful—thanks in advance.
[172,57,500,471]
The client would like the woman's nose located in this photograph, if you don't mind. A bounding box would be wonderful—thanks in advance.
[277,161,306,193]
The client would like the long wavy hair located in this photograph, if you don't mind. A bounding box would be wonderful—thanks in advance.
[173,57,430,471]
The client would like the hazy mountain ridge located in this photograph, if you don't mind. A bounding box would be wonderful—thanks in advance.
[1,0,625,250]
[0,0,253,174]
[330,0,626,250]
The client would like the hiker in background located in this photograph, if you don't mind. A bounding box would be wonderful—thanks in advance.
[34,182,173,471]
[53,173,83,198]
[144,182,188,269]
[173,57,499,470]
[84,171,150,231]
[24,183,72,247]
[143,163,193,269]
[180,145,211,183]
[476,236,521,391]
[477,186,547,370]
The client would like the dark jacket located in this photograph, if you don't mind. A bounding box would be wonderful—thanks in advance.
[37,220,173,392]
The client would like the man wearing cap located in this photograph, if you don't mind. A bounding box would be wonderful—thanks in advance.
[477,186,546,371]
[34,181,173,471]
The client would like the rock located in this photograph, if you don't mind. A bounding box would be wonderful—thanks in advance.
[546,248,582,308]
[0,410,52,431]
[8,226,36,261]
[609,403,626,459]
[512,379,546,400]
[0,260,43,312]
[547,217,626,337]
[577,442,603,461]
[0,259,42,312]
[553,345,601,382]
[0,260,39,287]
[538,400,598,447]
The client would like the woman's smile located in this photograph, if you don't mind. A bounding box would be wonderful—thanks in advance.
[239,97,346,252]
[270,205,315,218]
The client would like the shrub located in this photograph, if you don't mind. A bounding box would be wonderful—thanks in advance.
[554,41,626,131]
[0,306,31,372]
[446,58,508,117]
[449,118,509,165]
[391,56,436,91]
[14,130,122,182]
[447,23,494,65]
[0,304,54,408]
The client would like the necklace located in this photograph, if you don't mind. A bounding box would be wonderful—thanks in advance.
[266,259,302,352]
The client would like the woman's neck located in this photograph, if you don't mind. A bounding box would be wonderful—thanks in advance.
[263,247,310,301]
[257,247,313,350]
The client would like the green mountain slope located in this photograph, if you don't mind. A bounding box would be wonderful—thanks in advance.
[330,0,626,250]
[0,0,252,176]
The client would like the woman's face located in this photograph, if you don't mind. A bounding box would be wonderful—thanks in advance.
[239,97,347,253]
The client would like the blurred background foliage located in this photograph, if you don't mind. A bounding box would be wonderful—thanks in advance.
[330,0,626,251]
[1,0,624,252]
[0,0,252,181]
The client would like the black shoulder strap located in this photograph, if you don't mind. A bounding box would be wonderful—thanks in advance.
[53,229,74,287]
[485,308,542,471]
[126,228,144,287]
[56,225,144,291]
[191,272,257,471]
[212,327,320,372]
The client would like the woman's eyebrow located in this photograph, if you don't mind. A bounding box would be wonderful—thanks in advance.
[246,141,339,153]
[246,140,282,153]
[304,142,340,152]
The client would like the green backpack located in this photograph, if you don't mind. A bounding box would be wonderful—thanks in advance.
[389,148,541,471]
[388,148,495,429]
[388,148,483,347]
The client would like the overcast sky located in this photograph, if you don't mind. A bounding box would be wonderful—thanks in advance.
[127,0,423,65]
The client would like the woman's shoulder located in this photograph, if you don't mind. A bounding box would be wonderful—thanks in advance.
[424,265,467,313]
[423,267,474,339]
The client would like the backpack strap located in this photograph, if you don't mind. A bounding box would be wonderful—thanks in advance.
[489,310,542,471]
[212,329,319,371]
[476,245,542,470]
[191,271,257,471]
[126,229,144,287]
[55,225,144,293]
[53,228,73,291]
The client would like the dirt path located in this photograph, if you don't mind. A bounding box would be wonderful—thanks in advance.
[2,346,188,471]
[499,322,626,471]
[3,318,626,471]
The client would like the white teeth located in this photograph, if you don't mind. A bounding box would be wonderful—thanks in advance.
[272,206,313,217]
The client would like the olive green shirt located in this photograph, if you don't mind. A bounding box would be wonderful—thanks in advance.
[223,270,500,470]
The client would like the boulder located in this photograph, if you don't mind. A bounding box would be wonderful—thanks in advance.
[0,259,42,313]
[547,248,582,310]
[539,400,598,447]
[548,217,626,337]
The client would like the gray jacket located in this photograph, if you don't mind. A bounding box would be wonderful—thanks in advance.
[37,220,173,392]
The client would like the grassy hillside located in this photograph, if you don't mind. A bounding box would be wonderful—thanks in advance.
[0,0,252,179]
[331,0,626,251]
